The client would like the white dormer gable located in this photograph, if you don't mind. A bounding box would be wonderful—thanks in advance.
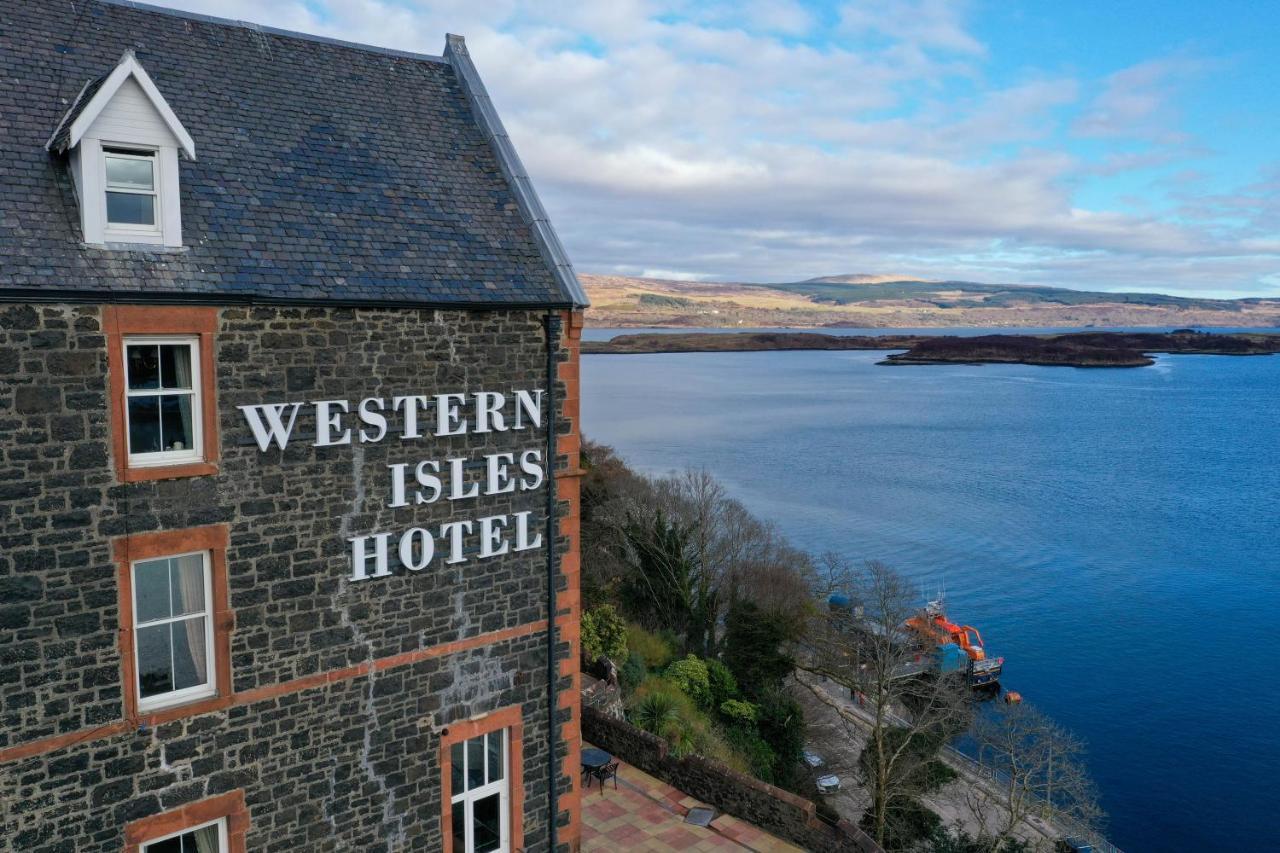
[48,51,195,248]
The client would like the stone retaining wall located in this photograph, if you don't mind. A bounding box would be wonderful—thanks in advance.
[582,706,881,853]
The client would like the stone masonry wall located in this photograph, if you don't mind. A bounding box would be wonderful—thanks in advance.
[0,302,578,851]
[583,707,882,853]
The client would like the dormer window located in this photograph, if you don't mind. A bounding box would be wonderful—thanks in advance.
[105,148,160,231]
[47,51,195,248]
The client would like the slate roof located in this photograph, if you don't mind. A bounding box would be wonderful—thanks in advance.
[46,72,110,155]
[0,0,585,307]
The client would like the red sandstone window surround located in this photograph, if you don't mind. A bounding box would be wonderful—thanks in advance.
[440,705,525,853]
[124,789,248,853]
[114,524,232,725]
[104,305,219,482]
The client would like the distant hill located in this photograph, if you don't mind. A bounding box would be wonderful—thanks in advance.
[579,273,1280,329]
[804,273,932,284]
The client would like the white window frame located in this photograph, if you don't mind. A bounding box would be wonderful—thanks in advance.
[140,816,227,853]
[122,335,204,468]
[451,729,511,853]
[102,146,162,237]
[132,550,217,713]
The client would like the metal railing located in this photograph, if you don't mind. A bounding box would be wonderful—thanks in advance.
[799,673,1125,853]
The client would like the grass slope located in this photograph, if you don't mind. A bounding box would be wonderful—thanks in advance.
[751,279,1253,311]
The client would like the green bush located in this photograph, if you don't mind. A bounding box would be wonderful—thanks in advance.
[722,600,796,699]
[627,676,705,758]
[756,691,805,788]
[861,797,942,850]
[664,655,712,708]
[626,623,675,671]
[619,652,647,693]
[724,726,778,783]
[719,699,758,725]
[859,727,957,794]
[705,658,739,707]
[582,604,628,663]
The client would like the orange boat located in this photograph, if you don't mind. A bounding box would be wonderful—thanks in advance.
[905,598,1003,687]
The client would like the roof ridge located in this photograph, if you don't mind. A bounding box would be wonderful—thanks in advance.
[94,0,448,65]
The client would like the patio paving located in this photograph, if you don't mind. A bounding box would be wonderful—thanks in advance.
[580,746,804,852]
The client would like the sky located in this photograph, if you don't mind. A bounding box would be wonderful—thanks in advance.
[155,0,1280,297]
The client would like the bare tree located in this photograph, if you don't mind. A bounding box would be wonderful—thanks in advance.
[963,702,1104,852]
[797,559,970,848]
[615,466,813,654]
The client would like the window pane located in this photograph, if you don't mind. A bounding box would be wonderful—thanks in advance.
[106,155,154,189]
[486,731,503,783]
[107,191,155,225]
[137,623,173,698]
[143,836,182,853]
[472,792,502,853]
[160,394,195,452]
[127,344,160,389]
[128,395,162,454]
[159,344,193,389]
[451,742,465,794]
[452,800,466,853]
[134,557,172,623]
[170,554,206,616]
[467,736,485,791]
[171,618,208,691]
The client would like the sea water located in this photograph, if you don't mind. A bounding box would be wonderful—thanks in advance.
[581,333,1280,852]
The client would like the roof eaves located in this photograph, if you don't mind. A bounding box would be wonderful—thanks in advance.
[444,34,590,309]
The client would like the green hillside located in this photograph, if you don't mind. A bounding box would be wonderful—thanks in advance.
[748,279,1253,312]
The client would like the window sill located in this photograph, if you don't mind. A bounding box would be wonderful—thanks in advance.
[85,241,188,253]
[135,692,233,727]
[121,460,218,483]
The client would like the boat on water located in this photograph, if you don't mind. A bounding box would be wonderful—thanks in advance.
[904,597,1003,687]
[827,593,1004,688]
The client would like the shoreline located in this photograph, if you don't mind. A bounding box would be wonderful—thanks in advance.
[583,330,1280,368]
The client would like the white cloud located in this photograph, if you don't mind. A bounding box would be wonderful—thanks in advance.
[152,0,1279,296]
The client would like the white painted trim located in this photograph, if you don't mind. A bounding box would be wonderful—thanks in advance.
[66,51,196,160]
[140,815,228,852]
[79,139,107,244]
[158,147,183,247]
[122,335,204,466]
[132,550,217,714]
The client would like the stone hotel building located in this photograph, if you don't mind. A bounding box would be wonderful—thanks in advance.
[0,1,588,850]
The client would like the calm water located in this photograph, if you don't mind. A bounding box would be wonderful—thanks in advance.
[581,336,1280,852]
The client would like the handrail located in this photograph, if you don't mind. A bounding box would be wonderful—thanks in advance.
[798,673,1125,853]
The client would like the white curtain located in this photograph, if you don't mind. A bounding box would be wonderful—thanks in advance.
[191,823,221,853]
[171,345,194,450]
[176,555,208,684]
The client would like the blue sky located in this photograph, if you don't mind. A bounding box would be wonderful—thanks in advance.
[162,0,1280,297]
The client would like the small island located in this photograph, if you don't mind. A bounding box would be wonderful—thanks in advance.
[583,330,1280,367]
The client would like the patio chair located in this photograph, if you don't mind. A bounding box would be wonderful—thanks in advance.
[589,761,619,794]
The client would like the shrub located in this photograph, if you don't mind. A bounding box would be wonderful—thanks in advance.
[861,797,942,850]
[582,604,628,663]
[626,623,675,671]
[690,722,751,775]
[619,652,647,693]
[705,658,739,707]
[722,600,796,699]
[756,691,805,788]
[628,676,703,758]
[724,726,778,783]
[719,699,758,725]
[664,655,712,708]
[860,727,957,794]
